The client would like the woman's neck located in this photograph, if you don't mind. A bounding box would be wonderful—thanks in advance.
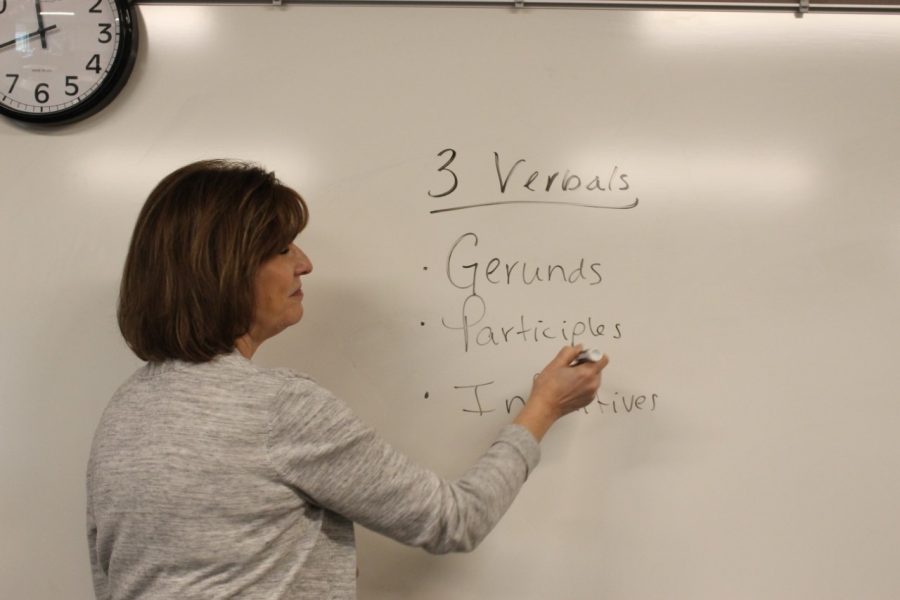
[234,334,261,359]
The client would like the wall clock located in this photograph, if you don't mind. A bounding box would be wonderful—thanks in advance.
[0,0,138,125]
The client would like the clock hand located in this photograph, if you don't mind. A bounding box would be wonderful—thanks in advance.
[0,25,58,51]
[35,0,48,49]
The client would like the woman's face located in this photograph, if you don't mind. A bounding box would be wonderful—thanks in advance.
[249,242,313,343]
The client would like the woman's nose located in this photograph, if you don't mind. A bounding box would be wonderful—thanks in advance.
[293,246,312,275]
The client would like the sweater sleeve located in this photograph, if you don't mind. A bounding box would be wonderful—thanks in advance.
[86,473,111,600]
[265,378,540,554]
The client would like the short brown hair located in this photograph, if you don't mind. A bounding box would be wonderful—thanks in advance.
[118,159,309,362]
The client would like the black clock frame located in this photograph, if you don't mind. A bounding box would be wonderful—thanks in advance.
[0,0,139,126]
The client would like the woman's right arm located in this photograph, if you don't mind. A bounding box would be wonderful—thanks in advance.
[266,345,608,554]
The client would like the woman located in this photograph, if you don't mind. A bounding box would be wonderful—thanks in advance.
[87,159,609,599]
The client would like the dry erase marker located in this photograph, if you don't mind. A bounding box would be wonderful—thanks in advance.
[572,349,604,365]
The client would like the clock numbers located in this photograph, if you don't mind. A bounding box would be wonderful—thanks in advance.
[89,0,103,13]
[5,74,18,93]
[86,54,102,74]
[65,76,79,97]
[0,0,7,14]
[98,23,112,44]
[34,83,49,104]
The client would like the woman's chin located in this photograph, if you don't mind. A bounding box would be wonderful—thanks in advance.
[288,306,304,326]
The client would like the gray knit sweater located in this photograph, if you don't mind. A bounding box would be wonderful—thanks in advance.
[86,352,540,599]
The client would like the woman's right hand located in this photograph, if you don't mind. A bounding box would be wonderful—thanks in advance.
[513,345,610,442]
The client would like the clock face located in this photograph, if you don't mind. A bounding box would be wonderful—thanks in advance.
[0,0,137,125]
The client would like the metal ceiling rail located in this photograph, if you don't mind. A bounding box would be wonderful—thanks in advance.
[134,0,900,15]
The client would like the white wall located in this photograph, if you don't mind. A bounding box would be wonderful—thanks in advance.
[2,6,900,599]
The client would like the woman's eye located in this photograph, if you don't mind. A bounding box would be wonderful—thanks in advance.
[279,247,290,255]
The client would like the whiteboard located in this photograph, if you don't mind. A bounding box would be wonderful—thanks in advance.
[2,6,900,599]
